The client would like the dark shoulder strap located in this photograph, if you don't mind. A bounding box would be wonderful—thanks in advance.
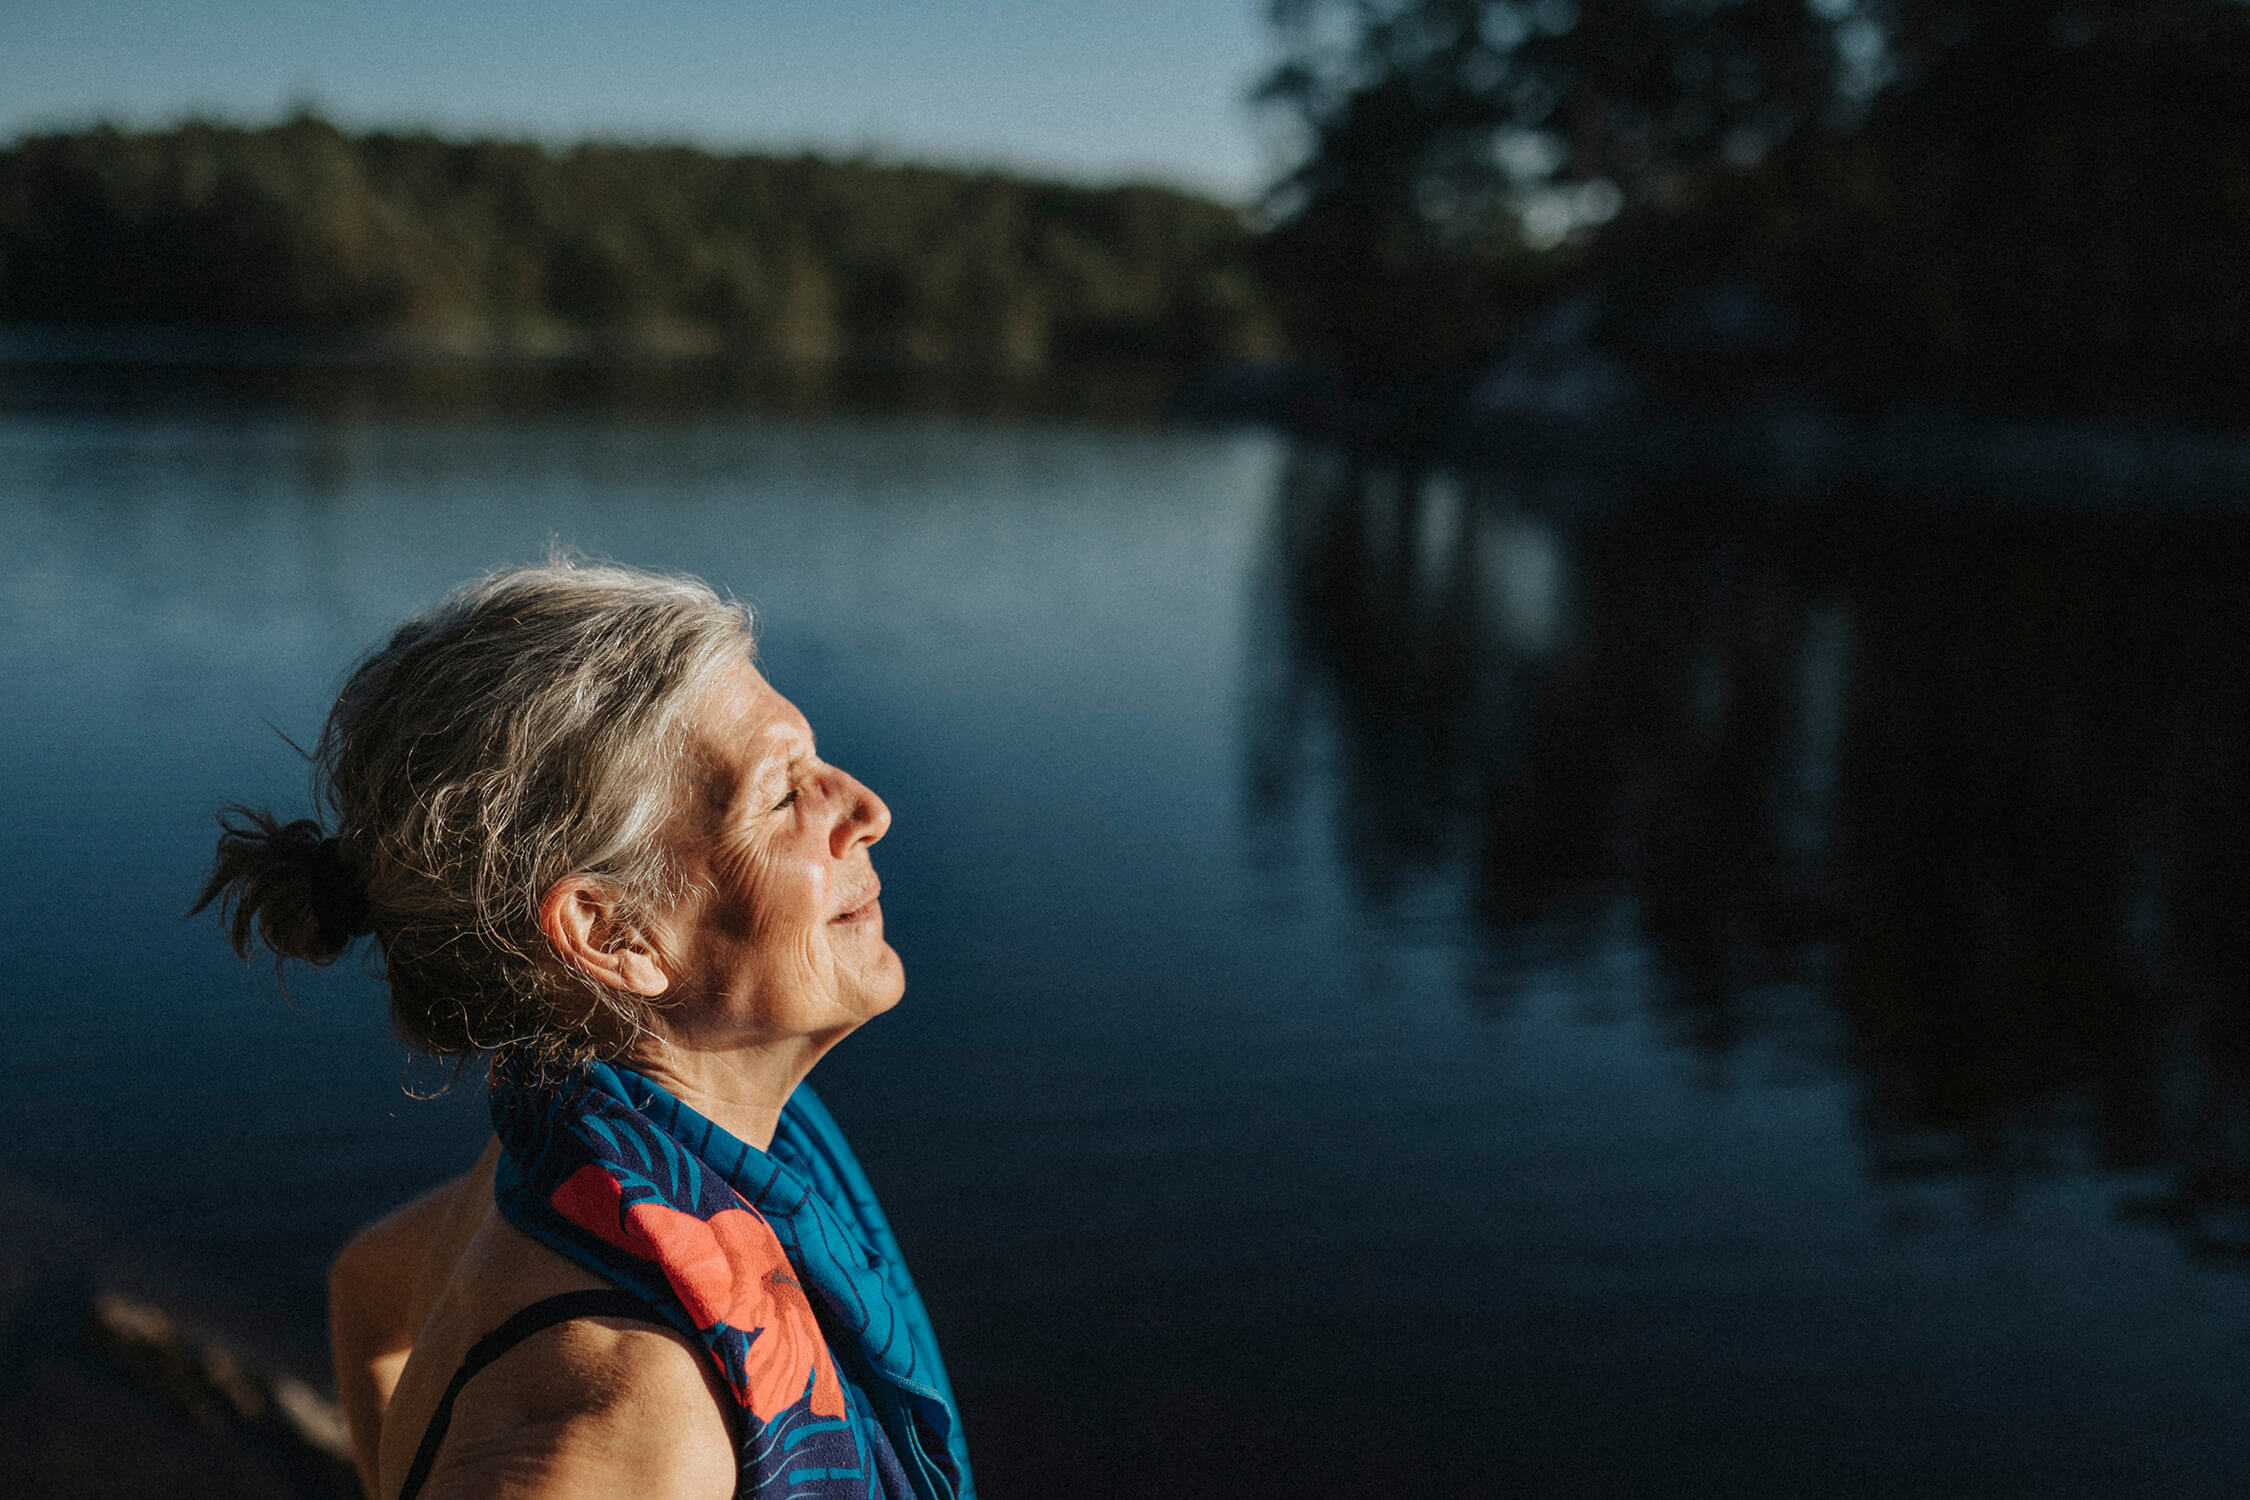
[394,1288,671,1500]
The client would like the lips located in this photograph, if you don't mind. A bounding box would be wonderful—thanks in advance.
[831,882,881,923]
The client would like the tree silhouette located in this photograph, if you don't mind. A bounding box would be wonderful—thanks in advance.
[1255,0,1846,379]
[1257,0,2250,420]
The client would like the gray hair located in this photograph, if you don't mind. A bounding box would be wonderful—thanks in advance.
[196,558,754,1066]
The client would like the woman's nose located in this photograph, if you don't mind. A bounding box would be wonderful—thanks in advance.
[828,768,891,856]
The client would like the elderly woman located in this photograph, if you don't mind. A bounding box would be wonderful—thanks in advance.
[197,561,971,1500]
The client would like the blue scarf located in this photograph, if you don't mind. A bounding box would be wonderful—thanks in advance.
[490,1059,972,1500]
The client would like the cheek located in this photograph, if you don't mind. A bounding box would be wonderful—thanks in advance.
[743,845,831,951]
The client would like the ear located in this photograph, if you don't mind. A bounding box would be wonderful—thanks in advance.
[538,876,671,998]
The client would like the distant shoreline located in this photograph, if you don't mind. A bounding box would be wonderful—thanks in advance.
[0,117,1281,385]
[0,332,1219,425]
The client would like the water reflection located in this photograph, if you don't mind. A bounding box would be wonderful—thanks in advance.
[11,386,2250,1491]
[0,357,1181,428]
[1257,446,2250,1259]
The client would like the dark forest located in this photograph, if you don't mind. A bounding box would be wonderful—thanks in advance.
[0,114,1280,375]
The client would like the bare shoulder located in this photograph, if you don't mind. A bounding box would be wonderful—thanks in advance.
[377,1207,735,1499]
[331,1139,497,1327]
[332,1140,504,1495]
[408,1311,737,1499]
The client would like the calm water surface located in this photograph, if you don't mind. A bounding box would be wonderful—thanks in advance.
[3,372,2248,1496]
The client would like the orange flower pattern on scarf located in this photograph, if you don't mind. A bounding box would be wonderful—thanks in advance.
[551,1162,847,1423]
[490,1062,969,1498]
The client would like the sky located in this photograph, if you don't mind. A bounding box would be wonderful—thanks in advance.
[0,0,1285,202]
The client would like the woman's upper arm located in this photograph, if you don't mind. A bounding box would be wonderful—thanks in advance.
[408,1320,737,1500]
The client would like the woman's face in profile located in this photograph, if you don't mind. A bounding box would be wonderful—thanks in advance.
[649,658,904,1045]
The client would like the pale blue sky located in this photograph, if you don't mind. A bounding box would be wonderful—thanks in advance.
[0,0,1284,200]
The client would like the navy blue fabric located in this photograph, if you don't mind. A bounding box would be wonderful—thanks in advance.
[490,1060,972,1500]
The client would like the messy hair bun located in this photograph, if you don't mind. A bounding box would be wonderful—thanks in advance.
[194,809,374,966]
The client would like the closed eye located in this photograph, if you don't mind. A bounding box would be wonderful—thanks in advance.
[772,786,800,812]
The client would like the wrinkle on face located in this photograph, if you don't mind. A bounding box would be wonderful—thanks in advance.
[640,660,902,1051]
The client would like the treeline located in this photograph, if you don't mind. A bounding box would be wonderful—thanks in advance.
[1258,0,2250,423]
[1590,1,2250,421]
[0,114,1280,373]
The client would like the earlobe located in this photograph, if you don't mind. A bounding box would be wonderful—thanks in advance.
[539,876,671,999]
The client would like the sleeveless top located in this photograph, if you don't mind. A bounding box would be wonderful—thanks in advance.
[473,1060,972,1500]
[394,1288,671,1500]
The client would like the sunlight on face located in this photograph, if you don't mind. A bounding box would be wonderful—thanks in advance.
[649,660,904,1048]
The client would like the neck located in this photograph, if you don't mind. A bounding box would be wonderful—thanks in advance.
[619,1031,845,1152]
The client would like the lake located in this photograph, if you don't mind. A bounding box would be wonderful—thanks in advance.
[4,366,2249,1497]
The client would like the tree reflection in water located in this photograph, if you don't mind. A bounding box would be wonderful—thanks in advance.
[1249,443,2250,1262]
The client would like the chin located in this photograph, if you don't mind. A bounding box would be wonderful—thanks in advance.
[868,949,907,1014]
[848,940,905,1014]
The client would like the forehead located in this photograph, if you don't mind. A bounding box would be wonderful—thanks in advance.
[689,659,811,789]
